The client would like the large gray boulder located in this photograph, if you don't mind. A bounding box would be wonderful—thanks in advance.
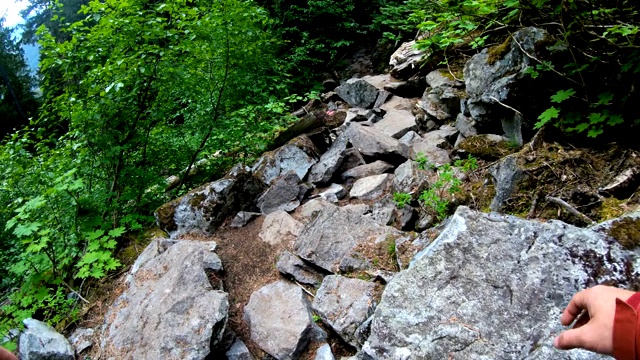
[464,27,549,144]
[363,206,636,359]
[294,203,401,273]
[244,280,321,360]
[19,318,74,360]
[155,167,263,237]
[393,159,430,195]
[349,174,392,200]
[101,240,228,360]
[276,251,323,286]
[313,276,378,348]
[373,109,418,139]
[345,123,408,165]
[257,172,310,214]
[336,79,380,109]
[259,210,304,246]
[252,142,318,185]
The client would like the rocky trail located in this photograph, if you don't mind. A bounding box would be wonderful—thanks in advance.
[17,27,640,360]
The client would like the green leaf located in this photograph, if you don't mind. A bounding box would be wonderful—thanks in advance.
[550,89,576,103]
[108,227,125,238]
[607,114,624,126]
[86,229,105,241]
[14,222,41,237]
[535,107,560,128]
[588,112,607,124]
[596,92,614,106]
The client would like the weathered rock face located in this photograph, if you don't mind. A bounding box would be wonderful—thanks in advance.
[341,161,393,181]
[393,159,430,194]
[464,27,549,143]
[277,251,323,286]
[155,168,263,237]
[349,174,392,200]
[226,339,254,360]
[102,240,228,360]
[363,206,636,360]
[489,154,524,212]
[294,203,399,273]
[373,108,418,139]
[313,276,378,348]
[308,133,348,184]
[244,281,320,360]
[336,79,380,109]
[252,143,318,186]
[68,328,94,355]
[19,318,75,360]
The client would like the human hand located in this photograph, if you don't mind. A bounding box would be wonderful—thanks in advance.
[554,285,636,355]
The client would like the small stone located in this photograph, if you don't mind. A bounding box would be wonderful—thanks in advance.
[230,211,261,228]
[489,155,523,213]
[20,319,74,360]
[277,251,323,286]
[349,174,392,200]
[410,141,451,167]
[318,184,347,202]
[308,133,348,184]
[341,161,394,181]
[257,172,308,214]
[226,339,254,360]
[336,79,380,109]
[599,168,639,199]
[314,343,336,360]
[398,131,422,147]
[373,109,419,139]
[69,328,94,355]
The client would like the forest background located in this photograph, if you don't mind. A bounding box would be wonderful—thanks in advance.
[0,0,638,351]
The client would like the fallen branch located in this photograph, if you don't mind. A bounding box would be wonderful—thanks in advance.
[527,192,539,219]
[62,281,90,304]
[295,281,315,298]
[489,96,524,117]
[546,196,595,225]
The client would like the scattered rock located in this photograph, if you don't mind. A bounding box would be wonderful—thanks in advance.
[317,184,347,203]
[379,95,413,113]
[101,240,228,359]
[425,69,462,89]
[19,318,74,360]
[383,75,426,98]
[313,276,378,348]
[373,90,392,109]
[276,251,323,286]
[337,148,367,175]
[308,134,348,184]
[226,339,254,360]
[389,40,428,80]
[156,168,264,237]
[455,113,478,138]
[349,174,392,200]
[345,123,408,164]
[373,109,418,139]
[244,280,320,360]
[341,161,394,181]
[489,155,524,212]
[367,200,396,227]
[69,328,94,355]
[257,172,309,214]
[294,203,397,273]
[364,206,635,359]
[259,210,304,246]
[398,131,422,147]
[336,79,380,109]
[345,108,382,124]
[252,143,318,185]
[314,343,335,360]
[230,211,261,228]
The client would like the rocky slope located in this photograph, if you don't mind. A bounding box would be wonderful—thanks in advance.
[17,27,640,360]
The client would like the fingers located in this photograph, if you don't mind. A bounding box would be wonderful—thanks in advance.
[561,290,588,326]
[554,325,593,351]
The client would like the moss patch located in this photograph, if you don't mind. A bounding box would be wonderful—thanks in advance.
[487,36,513,65]
[458,135,517,160]
[609,217,640,249]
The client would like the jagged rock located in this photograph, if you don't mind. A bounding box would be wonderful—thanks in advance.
[313,276,378,348]
[341,161,393,181]
[373,109,418,139]
[69,328,94,355]
[364,206,635,359]
[489,155,524,212]
[102,240,228,360]
[389,40,429,80]
[410,140,451,167]
[379,95,413,113]
[373,91,392,109]
[308,133,348,184]
[336,79,380,109]
[314,343,335,360]
[345,108,382,124]
[361,74,393,90]
[337,148,366,174]
[19,319,74,360]
[252,143,318,185]
[397,206,416,230]
[277,251,323,286]
[156,167,263,237]
[257,172,309,214]
[366,199,396,227]
[230,211,261,228]
[398,131,422,147]
[226,339,254,360]
[294,203,399,273]
[393,160,430,194]
[345,123,408,164]
[455,113,478,137]
[350,174,392,200]
[363,74,425,98]
[244,280,320,360]
[420,87,459,121]
[599,168,639,199]
[317,184,347,203]
[464,27,550,144]
[259,210,304,246]
[425,69,462,89]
